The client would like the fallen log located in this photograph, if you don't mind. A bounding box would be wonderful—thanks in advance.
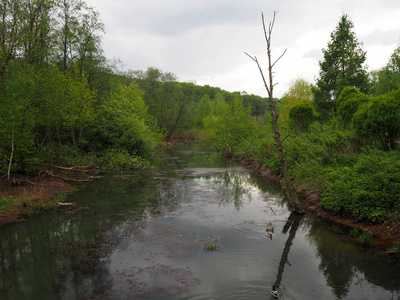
[32,163,98,172]
[43,170,92,183]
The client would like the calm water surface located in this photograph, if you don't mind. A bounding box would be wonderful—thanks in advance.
[0,143,399,299]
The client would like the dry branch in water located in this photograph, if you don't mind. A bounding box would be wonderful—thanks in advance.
[42,170,92,183]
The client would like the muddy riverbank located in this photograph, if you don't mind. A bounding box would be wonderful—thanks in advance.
[0,169,95,227]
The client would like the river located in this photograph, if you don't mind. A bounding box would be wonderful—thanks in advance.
[0,143,399,299]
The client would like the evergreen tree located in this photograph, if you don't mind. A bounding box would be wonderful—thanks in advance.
[314,14,370,121]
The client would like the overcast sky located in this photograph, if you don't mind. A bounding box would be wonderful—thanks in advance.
[85,0,400,98]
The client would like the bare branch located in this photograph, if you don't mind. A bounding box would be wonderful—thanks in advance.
[244,52,271,96]
[272,48,288,69]
[244,52,257,62]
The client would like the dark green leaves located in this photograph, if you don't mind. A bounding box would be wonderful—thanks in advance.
[314,14,370,121]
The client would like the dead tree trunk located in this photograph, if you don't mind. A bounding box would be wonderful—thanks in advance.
[246,12,304,214]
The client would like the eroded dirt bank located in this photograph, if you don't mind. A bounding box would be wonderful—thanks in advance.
[0,169,96,227]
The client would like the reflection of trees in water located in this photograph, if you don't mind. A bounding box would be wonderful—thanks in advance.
[208,172,252,210]
[313,230,354,299]
[308,223,400,299]
[308,224,367,299]
[273,213,304,291]
[0,212,113,299]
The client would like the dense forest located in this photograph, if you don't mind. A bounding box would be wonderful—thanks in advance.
[0,0,269,174]
[1,1,399,224]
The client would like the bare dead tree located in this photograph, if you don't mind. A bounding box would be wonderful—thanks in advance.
[245,12,304,214]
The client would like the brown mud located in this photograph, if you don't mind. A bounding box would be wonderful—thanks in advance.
[0,168,96,227]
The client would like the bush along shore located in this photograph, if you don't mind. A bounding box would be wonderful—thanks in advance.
[227,129,400,251]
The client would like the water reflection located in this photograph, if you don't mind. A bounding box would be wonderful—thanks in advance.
[273,213,304,292]
[1,143,400,299]
[307,222,400,299]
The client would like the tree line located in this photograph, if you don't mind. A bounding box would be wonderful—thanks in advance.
[0,0,269,176]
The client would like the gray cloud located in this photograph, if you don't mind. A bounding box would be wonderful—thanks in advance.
[362,27,400,47]
[86,0,400,97]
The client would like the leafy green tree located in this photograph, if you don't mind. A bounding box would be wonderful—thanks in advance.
[53,0,104,73]
[241,93,268,118]
[93,83,162,157]
[372,47,400,95]
[204,96,256,155]
[280,78,314,125]
[133,68,191,139]
[314,14,370,121]
[31,66,67,149]
[194,94,213,128]
[0,0,27,99]
[336,86,369,128]
[60,66,96,147]
[289,103,315,132]
[0,61,37,173]
[352,90,400,151]
[22,0,53,66]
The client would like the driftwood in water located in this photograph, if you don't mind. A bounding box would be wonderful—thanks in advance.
[42,170,92,183]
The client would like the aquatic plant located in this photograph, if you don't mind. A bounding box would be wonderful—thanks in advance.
[356,231,372,246]
[203,244,220,251]
[349,228,359,237]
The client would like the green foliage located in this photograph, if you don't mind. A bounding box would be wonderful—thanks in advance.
[349,228,359,237]
[100,148,149,170]
[336,86,369,128]
[352,90,400,151]
[314,14,370,121]
[0,196,17,215]
[194,94,214,128]
[372,47,400,95]
[204,97,257,156]
[320,149,400,222]
[280,78,314,125]
[92,83,163,157]
[394,242,400,252]
[203,244,220,251]
[289,102,315,132]
[356,231,372,246]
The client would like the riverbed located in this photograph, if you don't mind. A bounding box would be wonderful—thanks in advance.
[0,143,399,299]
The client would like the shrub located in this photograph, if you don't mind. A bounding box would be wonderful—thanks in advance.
[356,231,372,246]
[352,90,400,151]
[289,102,315,132]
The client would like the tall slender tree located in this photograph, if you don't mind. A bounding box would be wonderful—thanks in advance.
[314,14,370,121]
[53,0,104,73]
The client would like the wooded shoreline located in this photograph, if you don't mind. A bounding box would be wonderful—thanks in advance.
[238,158,400,249]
